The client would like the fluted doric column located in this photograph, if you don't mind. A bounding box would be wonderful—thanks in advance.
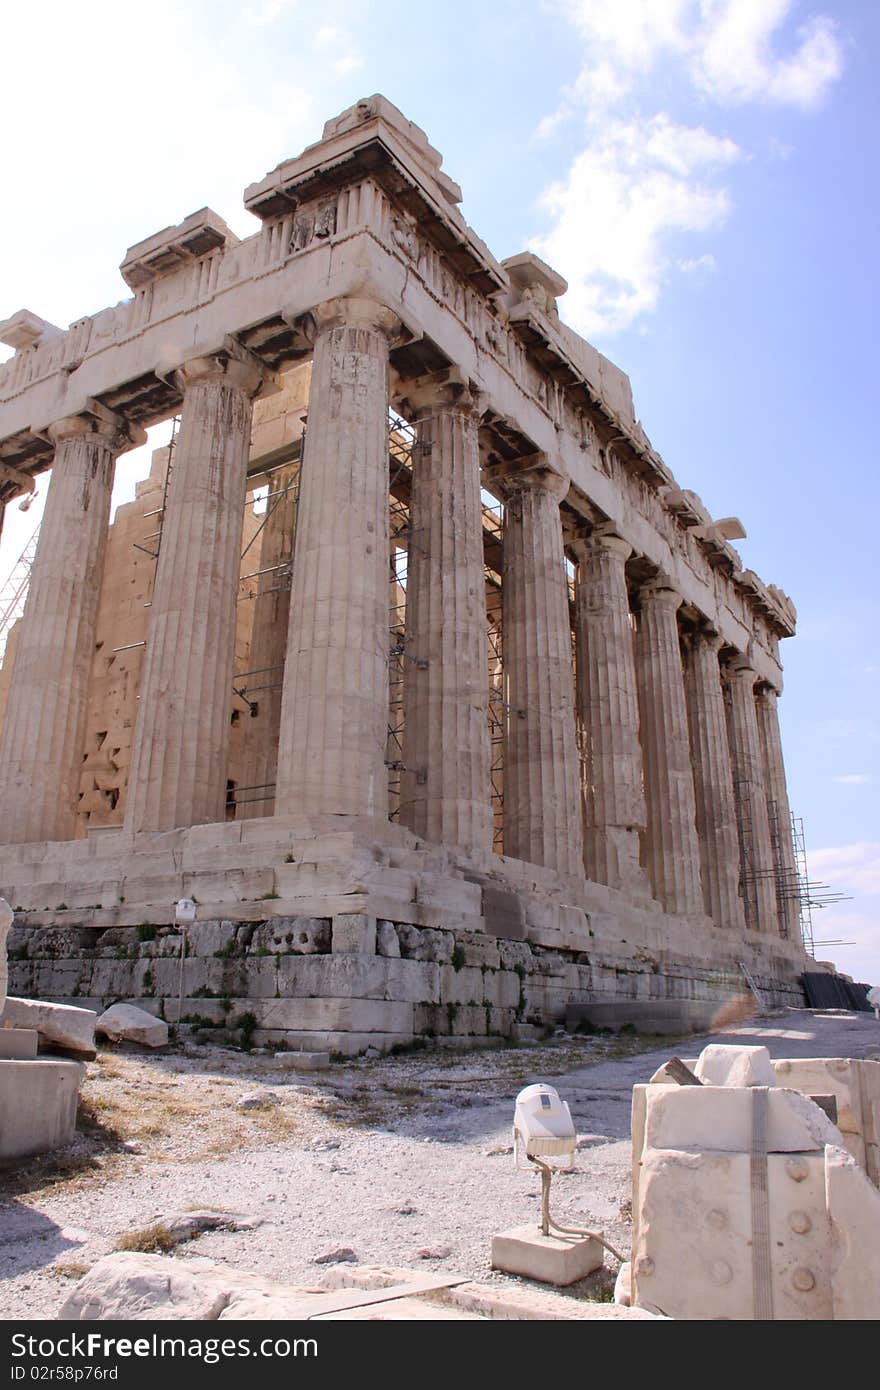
[124,341,273,833]
[237,460,299,818]
[398,377,492,849]
[725,658,780,933]
[571,528,649,894]
[756,683,800,940]
[500,464,583,877]
[275,297,400,820]
[634,582,704,916]
[683,628,746,929]
[0,404,143,843]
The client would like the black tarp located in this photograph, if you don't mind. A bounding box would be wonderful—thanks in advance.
[801,972,873,1011]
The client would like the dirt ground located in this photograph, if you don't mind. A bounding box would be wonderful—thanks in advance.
[2,1006,878,1320]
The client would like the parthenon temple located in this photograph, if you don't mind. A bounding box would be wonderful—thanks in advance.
[0,97,809,1051]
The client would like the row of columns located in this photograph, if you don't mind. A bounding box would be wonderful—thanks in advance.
[0,295,798,938]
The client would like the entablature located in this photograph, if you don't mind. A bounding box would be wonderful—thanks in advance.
[0,96,793,668]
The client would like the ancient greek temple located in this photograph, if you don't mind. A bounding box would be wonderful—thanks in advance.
[0,97,808,1051]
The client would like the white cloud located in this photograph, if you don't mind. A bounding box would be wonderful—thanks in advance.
[245,0,299,24]
[315,24,345,47]
[694,4,843,109]
[552,0,844,113]
[333,53,365,76]
[808,842,880,897]
[804,843,880,983]
[536,1,844,334]
[832,774,870,785]
[531,116,739,335]
[808,910,880,986]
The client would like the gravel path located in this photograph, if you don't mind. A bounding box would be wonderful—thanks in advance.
[2,1007,877,1319]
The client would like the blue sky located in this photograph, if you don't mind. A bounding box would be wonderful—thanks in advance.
[1,0,876,980]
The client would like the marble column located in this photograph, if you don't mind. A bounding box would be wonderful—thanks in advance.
[398,379,493,849]
[124,341,271,833]
[683,628,746,929]
[634,582,704,916]
[571,528,649,894]
[725,658,780,933]
[237,460,299,818]
[501,465,583,877]
[275,297,400,820]
[0,404,143,843]
[756,683,801,940]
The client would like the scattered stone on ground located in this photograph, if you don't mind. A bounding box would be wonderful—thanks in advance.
[235,1091,280,1112]
[95,1005,168,1049]
[1,1009,877,1320]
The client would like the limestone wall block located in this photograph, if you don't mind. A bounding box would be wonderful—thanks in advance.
[413,1004,452,1036]
[259,1029,413,1057]
[558,907,592,950]
[396,925,454,963]
[184,921,240,957]
[33,963,93,1000]
[376,921,401,957]
[252,998,414,1034]
[381,959,440,1005]
[94,928,140,952]
[86,960,140,1000]
[166,998,230,1025]
[498,939,533,973]
[139,932,184,958]
[183,869,275,904]
[273,863,367,899]
[276,953,387,1000]
[455,933,501,969]
[489,1006,516,1036]
[482,970,522,1010]
[331,914,377,955]
[481,884,527,941]
[449,1004,488,1036]
[218,958,279,999]
[415,874,483,916]
[25,928,91,959]
[248,918,331,955]
[439,964,485,1006]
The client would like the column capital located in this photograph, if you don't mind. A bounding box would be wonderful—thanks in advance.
[494,454,570,503]
[309,295,402,341]
[691,624,724,655]
[727,655,758,686]
[755,681,781,704]
[168,336,277,399]
[570,525,632,565]
[40,399,146,455]
[639,578,682,612]
[397,368,485,419]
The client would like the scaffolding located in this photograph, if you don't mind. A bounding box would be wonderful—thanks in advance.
[788,814,848,958]
[733,777,761,933]
[0,522,40,663]
[134,415,179,566]
[737,783,848,955]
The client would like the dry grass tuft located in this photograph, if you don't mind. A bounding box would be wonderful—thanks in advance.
[52,1260,92,1280]
[114,1222,177,1254]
